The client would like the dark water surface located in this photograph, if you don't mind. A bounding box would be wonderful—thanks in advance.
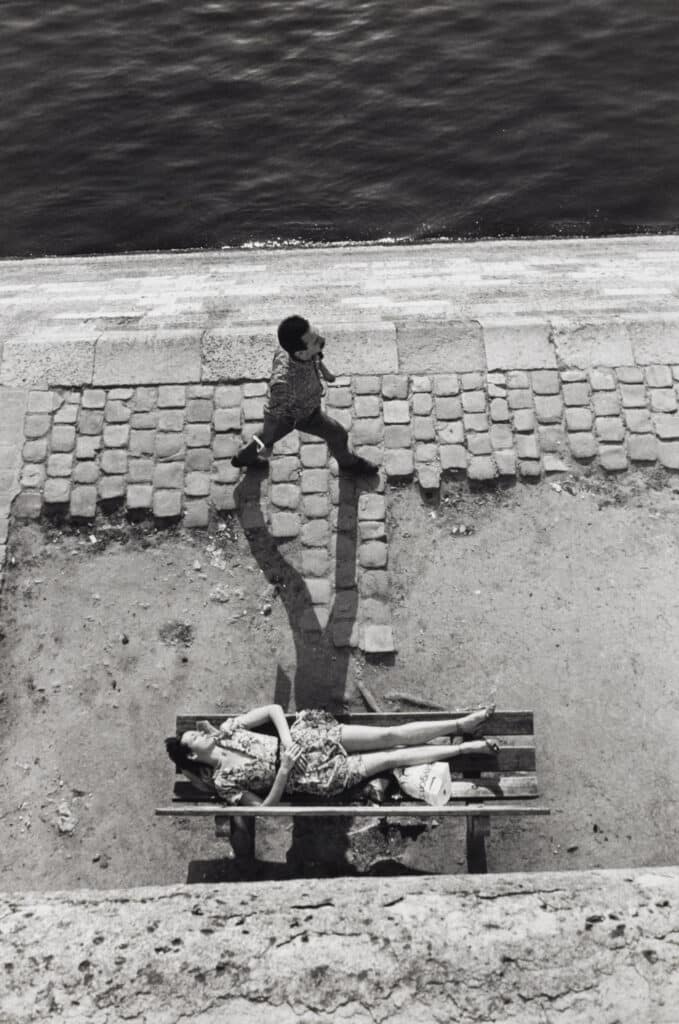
[2,1,678,257]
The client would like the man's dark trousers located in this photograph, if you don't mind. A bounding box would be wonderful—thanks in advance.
[236,407,359,467]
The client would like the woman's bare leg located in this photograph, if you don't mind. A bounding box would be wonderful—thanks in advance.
[348,739,498,781]
[340,706,495,753]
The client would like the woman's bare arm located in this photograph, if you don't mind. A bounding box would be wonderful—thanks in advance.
[229,704,293,747]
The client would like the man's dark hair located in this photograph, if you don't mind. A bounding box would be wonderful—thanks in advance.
[277,315,309,355]
[165,736,215,794]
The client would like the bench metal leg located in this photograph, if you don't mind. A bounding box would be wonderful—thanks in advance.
[466,814,490,874]
[215,815,256,859]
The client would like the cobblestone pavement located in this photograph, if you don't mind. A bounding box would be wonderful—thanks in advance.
[2,363,679,654]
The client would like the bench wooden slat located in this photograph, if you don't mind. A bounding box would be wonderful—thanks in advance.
[176,710,535,736]
[156,802,551,818]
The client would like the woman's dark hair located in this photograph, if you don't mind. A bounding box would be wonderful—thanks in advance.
[277,315,309,355]
[165,736,215,793]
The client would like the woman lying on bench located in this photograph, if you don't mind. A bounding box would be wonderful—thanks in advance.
[165,705,498,807]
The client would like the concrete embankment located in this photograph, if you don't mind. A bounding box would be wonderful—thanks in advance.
[1,868,678,1023]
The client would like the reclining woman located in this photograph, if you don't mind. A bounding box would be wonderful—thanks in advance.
[165,704,499,806]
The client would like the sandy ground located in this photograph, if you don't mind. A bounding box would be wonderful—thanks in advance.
[1,467,678,889]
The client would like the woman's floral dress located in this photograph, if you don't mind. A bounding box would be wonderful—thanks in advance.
[211,710,365,804]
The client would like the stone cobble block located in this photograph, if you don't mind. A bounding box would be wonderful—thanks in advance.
[210,435,237,460]
[301,548,330,578]
[433,374,460,396]
[158,409,185,432]
[360,623,394,654]
[674,366,679,381]
[495,449,517,476]
[21,464,45,488]
[131,411,158,430]
[156,433,185,460]
[183,500,210,529]
[210,483,237,511]
[187,399,214,423]
[22,438,48,464]
[271,483,300,510]
[566,408,593,432]
[488,371,506,386]
[82,389,106,409]
[54,404,78,424]
[154,462,184,489]
[303,493,330,518]
[589,368,616,390]
[543,454,569,473]
[101,449,128,475]
[76,435,101,459]
[211,460,240,485]
[129,429,155,456]
[616,366,644,384]
[384,425,411,448]
[410,376,431,393]
[103,424,130,448]
[241,422,265,443]
[153,489,182,519]
[99,475,126,500]
[213,408,241,432]
[414,443,437,463]
[384,449,414,479]
[518,459,541,479]
[62,390,80,404]
[360,597,391,626]
[242,397,265,421]
[537,426,567,453]
[411,392,433,416]
[354,444,383,467]
[460,372,484,391]
[531,370,560,395]
[271,456,299,483]
[78,410,104,435]
[624,408,652,433]
[592,392,621,417]
[358,493,386,520]
[300,444,327,468]
[534,395,563,423]
[417,466,440,490]
[242,382,267,398]
[359,570,389,599]
[561,370,587,383]
[569,432,597,459]
[186,448,213,472]
[126,484,153,510]
[128,458,153,483]
[44,477,71,503]
[358,520,386,541]
[463,412,488,432]
[106,387,132,400]
[351,419,384,446]
[27,390,53,414]
[599,444,628,472]
[132,387,157,412]
[0,516,9,545]
[24,414,50,439]
[490,423,513,449]
[506,371,530,389]
[658,441,679,469]
[47,453,73,477]
[326,388,353,408]
[13,491,42,519]
[383,400,410,424]
[185,423,211,447]
[301,519,329,546]
[353,376,381,395]
[650,389,677,413]
[468,433,492,456]
[512,409,535,432]
[628,434,657,462]
[595,417,625,443]
[654,414,679,440]
[301,469,329,493]
[354,395,381,418]
[507,389,532,411]
[412,417,436,441]
[359,540,387,569]
[435,396,463,420]
[645,365,673,388]
[70,485,97,519]
[158,385,187,407]
[516,434,539,460]
[462,390,486,413]
[382,375,408,400]
[563,382,590,406]
[468,455,497,480]
[105,400,131,424]
[620,384,647,408]
[440,445,467,471]
[438,422,464,445]
[185,472,210,497]
[214,385,242,408]
[490,398,509,422]
[305,578,331,605]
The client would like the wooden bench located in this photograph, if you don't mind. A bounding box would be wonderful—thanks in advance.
[155,710,550,873]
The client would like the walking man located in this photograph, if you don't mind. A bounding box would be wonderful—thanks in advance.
[231,315,378,474]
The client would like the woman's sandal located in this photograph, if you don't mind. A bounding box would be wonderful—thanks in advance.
[482,738,500,754]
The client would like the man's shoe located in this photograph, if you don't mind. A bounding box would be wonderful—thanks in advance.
[344,457,379,475]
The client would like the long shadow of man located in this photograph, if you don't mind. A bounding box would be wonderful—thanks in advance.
[232,462,380,875]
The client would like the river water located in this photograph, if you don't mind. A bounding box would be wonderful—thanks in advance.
[2,0,678,257]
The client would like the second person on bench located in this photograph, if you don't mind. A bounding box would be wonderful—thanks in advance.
[165,704,498,807]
